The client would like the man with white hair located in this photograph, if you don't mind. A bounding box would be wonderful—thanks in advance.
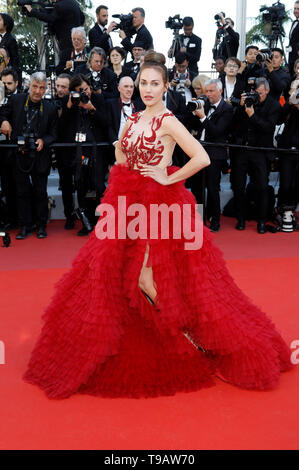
[0,71,57,239]
[56,27,88,76]
[191,78,233,232]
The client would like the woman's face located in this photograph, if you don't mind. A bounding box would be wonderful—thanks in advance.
[110,50,122,65]
[139,67,167,107]
[194,85,203,97]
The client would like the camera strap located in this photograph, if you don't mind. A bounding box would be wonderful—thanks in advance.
[24,94,43,133]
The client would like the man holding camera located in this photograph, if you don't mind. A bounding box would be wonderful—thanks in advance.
[191,79,233,232]
[89,5,117,56]
[56,26,88,76]
[169,52,196,105]
[263,48,291,101]
[215,13,239,61]
[168,17,202,74]
[119,7,153,54]
[76,47,118,100]
[24,0,85,53]
[59,74,108,235]
[287,1,299,75]
[231,77,282,233]
[0,72,57,239]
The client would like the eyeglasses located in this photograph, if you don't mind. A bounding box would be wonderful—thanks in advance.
[226,64,239,69]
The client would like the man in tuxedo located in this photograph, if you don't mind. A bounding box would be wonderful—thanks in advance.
[56,26,88,76]
[24,0,85,52]
[76,47,118,100]
[88,5,117,56]
[287,1,299,75]
[192,79,233,232]
[263,48,291,101]
[122,41,145,81]
[119,7,153,55]
[0,72,57,239]
[106,76,143,148]
[231,77,282,234]
[0,13,21,86]
[169,52,197,105]
[168,17,202,74]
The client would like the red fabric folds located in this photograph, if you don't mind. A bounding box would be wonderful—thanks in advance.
[23,164,293,399]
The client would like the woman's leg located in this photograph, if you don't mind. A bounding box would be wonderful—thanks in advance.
[138,244,157,303]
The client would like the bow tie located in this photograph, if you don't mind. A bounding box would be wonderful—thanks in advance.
[210,105,216,110]
[122,102,131,107]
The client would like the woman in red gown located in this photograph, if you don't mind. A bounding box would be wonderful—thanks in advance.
[23,51,293,399]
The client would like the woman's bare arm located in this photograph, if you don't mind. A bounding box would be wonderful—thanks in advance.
[115,120,131,164]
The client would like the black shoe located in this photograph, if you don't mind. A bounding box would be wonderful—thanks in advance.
[37,227,48,238]
[64,217,75,230]
[235,219,246,230]
[77,226,92,236]
[210,221,220,232]
[16,226,31,240]
[257,222,267,234]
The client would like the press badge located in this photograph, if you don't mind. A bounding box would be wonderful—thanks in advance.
[189,43,196,48]
[75,132,87,142]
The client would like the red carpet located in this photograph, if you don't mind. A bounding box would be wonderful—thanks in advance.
[0,217,298,450]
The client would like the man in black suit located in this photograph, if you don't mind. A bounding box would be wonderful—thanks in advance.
[59,74,108,235]
[122,40,145,81]
[263,48,291,101]
[119,7,153,55]
[168,17,202,74]
[24,0,85,52]
[56,26,88,76]
[0,13,21,86]
[0,72,57,239]
[191,79,233,232]
[231,77,282,233]
[216,14,239,61]
[76,47,118,100]
[287,1,299,75]
[169,52,197,105]
[88,5,117,56]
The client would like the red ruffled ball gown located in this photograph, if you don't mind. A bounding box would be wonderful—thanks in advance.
[23,111,293,399]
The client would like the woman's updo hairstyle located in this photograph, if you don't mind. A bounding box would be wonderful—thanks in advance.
[139,50,168,84]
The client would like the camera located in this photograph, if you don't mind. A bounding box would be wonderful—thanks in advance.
[260,1,286,24]
[244,77,260,108]
[70,88,89,106]
[17,133,38,156]
[112,13,135,39]
[187,95,208,112]
[165,14,183,31]
[256,48,273,62]
[214,12,225,21]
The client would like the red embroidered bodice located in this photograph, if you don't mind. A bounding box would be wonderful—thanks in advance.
[120,111,173,169]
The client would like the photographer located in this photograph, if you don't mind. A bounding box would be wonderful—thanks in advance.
[216,13,239,61]
[168,17,202,74]
[189,79,233,231]
[238,45,265,90]
[263,48,291,101]
[0,13,21,87]
[0,67,18,102]
[119,7,153,54]
[122,41,145,82]
[221,57,245,103]
[168,52,196,104]
[60,74,108,235]
[0,72,57,239]
[231,77,282,233]
[24,0,85,53]
[77,47,118,100]
[287,1,299,75]
[89,5,117,56]
[56,26,88,76]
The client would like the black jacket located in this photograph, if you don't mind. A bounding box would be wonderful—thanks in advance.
[218,26,239,60]
[88,23,113,56]
[277,104,299,155]
[121,24,153,53]
[264,67,291,101]
[0,93,57,173]
[56,47,89,76]
[220,73,246,102]
[106,98,144,145]
[164,90,190,127]
[237,62,265,91]
[27,0,85,51]
[289,20,299,69]
[0,32,20,71]
[195,99,234,160]
[178,33,202,73]
[76,65,119,100]
[122,61,140,81]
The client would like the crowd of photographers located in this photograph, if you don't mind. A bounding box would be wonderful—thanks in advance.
[0,2,299,241]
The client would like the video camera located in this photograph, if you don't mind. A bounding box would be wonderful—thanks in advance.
[112,13,135,39]
[244,77,260,108]
[70,88,89,106]
[17,0,54,11]
[165,15,183,31]
[187,94,208,112]
[260,1,286,24]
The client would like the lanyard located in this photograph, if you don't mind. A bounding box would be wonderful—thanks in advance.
[24,94,43,130]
